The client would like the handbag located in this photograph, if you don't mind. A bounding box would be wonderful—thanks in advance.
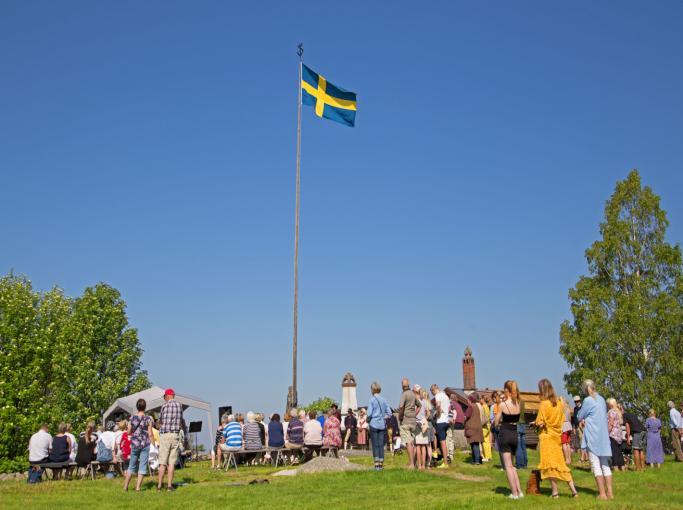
[526,469,542,495]
[27,466,43,484]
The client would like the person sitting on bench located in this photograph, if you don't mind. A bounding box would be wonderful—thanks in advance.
[243,412,263,463]
[49,423,71,464]
[268,414,285,449]
[304,410,323,461]
[29,424,51,465]
[285,408,304,449]
[217,414,242,466]
[76,421,97,475]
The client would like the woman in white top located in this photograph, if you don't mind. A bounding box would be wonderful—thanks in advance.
[303,410,323,461]
[65,423,78,462]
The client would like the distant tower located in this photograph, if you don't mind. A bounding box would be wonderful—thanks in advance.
[341,372,358,415]
[463,346,476,390]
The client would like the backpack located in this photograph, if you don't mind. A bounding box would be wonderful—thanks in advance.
[27,466,43,484]
[119,432,131,459]
[96,438,113,462]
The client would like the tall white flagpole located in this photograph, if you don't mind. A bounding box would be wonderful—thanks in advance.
[290,43,304,410]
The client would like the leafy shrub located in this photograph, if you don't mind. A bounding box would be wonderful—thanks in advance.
[0,458,28,474]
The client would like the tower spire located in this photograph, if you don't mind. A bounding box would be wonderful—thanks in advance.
[463,346,476,390]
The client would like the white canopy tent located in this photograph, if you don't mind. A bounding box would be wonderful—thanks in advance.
[102,386,213,437]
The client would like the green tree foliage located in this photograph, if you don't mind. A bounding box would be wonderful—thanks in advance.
[0,274,150,467]
[560,170,683,417]
[304,396,338,414]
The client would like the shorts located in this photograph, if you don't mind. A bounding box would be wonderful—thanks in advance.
[158,432,181,467]
[400,423,417,445]
[498,425,518,454]
[127,446,149,475]
[435,422,449,442]
[561,431,571,444]
[415,430,429,445]
[631,430,646,450]
[219,443,241,452]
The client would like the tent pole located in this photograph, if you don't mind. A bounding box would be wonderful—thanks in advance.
[206,409,214,460]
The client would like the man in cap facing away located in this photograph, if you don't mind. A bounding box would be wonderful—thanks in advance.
[157,388,186,491]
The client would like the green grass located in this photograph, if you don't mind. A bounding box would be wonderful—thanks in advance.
[1,451,682,509]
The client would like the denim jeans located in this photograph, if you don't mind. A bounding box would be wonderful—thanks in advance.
[127,446,150,475]
[515,425,527,468]
[369,426,385,463]
[471,442,481,464]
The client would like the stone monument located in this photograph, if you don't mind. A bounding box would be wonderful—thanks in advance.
[340,372,357,415]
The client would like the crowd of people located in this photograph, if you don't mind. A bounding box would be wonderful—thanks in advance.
[28,388,191,491]
[211,405,351,468]
[385,376,682,500]
[27,381,683,498]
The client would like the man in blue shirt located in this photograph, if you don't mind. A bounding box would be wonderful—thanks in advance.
[577,380,613,500]
[216,415,242,468]
[668,401,683,462]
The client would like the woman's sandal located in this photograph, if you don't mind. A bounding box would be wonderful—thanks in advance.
[551,493,559,498]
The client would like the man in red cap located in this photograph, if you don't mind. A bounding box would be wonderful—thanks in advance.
[157,388,185,491]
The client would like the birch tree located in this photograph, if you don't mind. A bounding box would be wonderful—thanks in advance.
[560,170,683,417]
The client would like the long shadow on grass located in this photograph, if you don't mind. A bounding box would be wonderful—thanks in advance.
[492,485,598,497]
[493,486,513,496]
[138,476,199,491]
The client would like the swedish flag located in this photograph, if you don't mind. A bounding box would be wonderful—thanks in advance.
[301,64,357,127]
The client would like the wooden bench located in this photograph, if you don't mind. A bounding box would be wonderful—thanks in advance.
[35,461,76,480]
[320,446,339,458]
[221,448,270,471]
[221,447,305,471]
[302,445,339,461]
[85,461,118,480]
[272,446,303,467]
[220,445,338,471]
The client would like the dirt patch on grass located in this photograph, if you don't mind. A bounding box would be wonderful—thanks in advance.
[430,470,490,482]
[273,457,365,477]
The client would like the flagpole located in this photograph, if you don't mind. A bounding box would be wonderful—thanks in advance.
[290,43,304,410]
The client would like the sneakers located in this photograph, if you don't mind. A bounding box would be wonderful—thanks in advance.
[436,462,449,469]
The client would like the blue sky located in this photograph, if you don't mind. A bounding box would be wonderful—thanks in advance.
[2,1,682,442]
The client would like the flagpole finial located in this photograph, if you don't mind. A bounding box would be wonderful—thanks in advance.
[297,43,304,61]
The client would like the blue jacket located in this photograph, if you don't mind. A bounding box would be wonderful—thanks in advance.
[577,393,611,457]
[366,394,391,430]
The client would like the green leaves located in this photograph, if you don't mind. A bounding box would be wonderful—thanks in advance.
[0,274,150,469]
[560,170,683,418]
[304,397,338,414]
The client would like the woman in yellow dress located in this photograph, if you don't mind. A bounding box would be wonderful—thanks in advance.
[480,394,492,462]
[532,379,578,498]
